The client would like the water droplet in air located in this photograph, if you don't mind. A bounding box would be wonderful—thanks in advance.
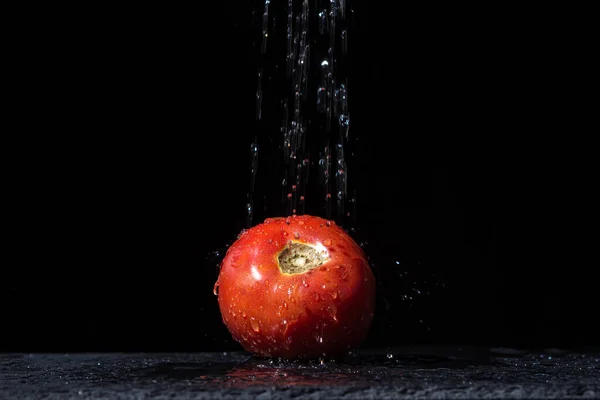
[318,10,328,34]
[341,29,347,54]
[339,114,350,140]
[261,1,270,54]
[250,318,260,332]
[256,69,263,120]
[317,86,326,113]
[387,353,394,360]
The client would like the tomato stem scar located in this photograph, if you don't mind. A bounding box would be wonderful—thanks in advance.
[277,242,329,274]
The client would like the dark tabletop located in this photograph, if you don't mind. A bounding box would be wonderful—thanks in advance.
[1,347,598,399]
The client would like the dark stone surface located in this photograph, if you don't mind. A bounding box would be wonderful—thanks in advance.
[1,347,598,399]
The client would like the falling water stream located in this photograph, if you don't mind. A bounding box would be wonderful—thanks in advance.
[249,0,354,229]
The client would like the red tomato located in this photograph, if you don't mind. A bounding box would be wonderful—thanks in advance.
[214,214,376,359]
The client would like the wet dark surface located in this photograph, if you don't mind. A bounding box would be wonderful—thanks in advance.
[1,347,598,399]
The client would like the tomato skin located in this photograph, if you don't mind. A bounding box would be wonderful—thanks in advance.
[215,214,376,359]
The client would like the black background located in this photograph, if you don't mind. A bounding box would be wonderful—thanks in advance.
[4,2,596,353]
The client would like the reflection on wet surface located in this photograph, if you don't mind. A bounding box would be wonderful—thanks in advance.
[2,347,599,398]
[126,347,596,389]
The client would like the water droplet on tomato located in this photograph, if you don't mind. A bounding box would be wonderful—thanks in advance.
[326,221,332,226]
[327,304,337,322]
[339,265,348,280]
[213,282,219,296]
[294,232,300,239]
[283,301,288,309]
[302,279,309,287]
[242,312,247,319]
[298,220,304,225]
[331,290,338,299]
[314,292,320,301]
[286,336,293,345]
[250,318,260,332]
[268,239,273,244]
[323,239,332,246]
[285,218,291,225]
